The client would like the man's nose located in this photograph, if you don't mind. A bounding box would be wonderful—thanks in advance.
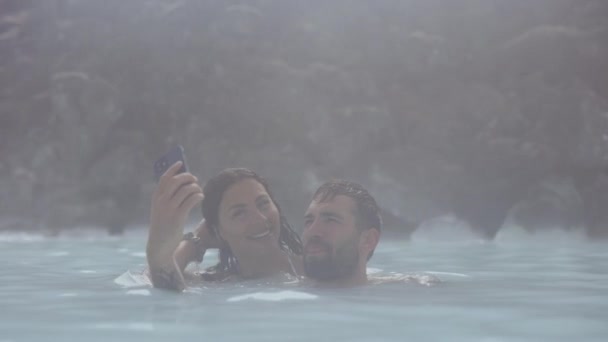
[305,219,325,237]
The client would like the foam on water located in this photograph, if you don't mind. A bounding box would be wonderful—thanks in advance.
[411,214,484,243]
[79,270,97,274]
[48,251,70,257]
[495,224,588,244]
[126,289,151,296]
[92,322,155,331]
[424,271,470,278]
[366,267,383,274]
[0,232,45,242]
[226,290,318,302]
[114,270,151,288]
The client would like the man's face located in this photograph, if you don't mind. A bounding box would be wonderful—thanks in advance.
[301,195,362,281]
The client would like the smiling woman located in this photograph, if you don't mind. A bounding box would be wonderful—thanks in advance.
[146,166,302,291]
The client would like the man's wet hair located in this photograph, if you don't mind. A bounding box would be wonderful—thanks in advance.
[312,179,382,260]
[201,168,302,279]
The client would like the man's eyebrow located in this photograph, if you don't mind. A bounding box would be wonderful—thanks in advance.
[304,213,314,220]
[319,211,343,220]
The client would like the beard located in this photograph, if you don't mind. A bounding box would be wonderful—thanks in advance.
[303,234,360,281]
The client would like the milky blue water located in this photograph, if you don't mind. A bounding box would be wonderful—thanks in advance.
[1,227,607,342]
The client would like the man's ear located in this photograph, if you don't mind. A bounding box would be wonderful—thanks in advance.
[359,228,380,258]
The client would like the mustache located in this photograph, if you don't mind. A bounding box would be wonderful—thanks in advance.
[304,236,332,250]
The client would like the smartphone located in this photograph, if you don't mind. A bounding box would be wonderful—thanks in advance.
[153,145,188,182]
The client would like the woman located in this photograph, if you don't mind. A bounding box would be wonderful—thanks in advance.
[146,163,302,291]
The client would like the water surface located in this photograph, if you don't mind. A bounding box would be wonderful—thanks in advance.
[1,228,607,341]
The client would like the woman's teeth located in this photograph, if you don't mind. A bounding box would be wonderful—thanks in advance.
[248,229,271,240]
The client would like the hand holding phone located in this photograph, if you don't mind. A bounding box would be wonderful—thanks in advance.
[147,145,203,267]
[153,145,188,182]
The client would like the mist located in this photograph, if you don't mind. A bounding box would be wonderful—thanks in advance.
[1,0,607,240]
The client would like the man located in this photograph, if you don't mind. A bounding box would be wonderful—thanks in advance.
[301,179,382,286]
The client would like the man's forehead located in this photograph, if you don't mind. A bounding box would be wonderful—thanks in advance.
[306,194,356,214]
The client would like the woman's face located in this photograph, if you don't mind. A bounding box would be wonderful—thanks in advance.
[216,178,281,255]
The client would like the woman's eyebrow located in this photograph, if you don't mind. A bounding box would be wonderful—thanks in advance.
[255,194,270,202]
[228,203,246,212]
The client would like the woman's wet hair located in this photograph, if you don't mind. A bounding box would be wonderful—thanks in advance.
[200,168,302,279]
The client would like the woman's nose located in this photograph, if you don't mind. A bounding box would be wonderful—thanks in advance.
[251,209,268,224]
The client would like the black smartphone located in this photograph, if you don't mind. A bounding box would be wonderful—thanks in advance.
[153,145,188,182]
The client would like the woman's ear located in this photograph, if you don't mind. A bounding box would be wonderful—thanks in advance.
[212,223,226,242]
[195,219,207,232]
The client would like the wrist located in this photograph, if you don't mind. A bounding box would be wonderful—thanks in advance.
[182,231,200,243]
[180,232,207,262]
